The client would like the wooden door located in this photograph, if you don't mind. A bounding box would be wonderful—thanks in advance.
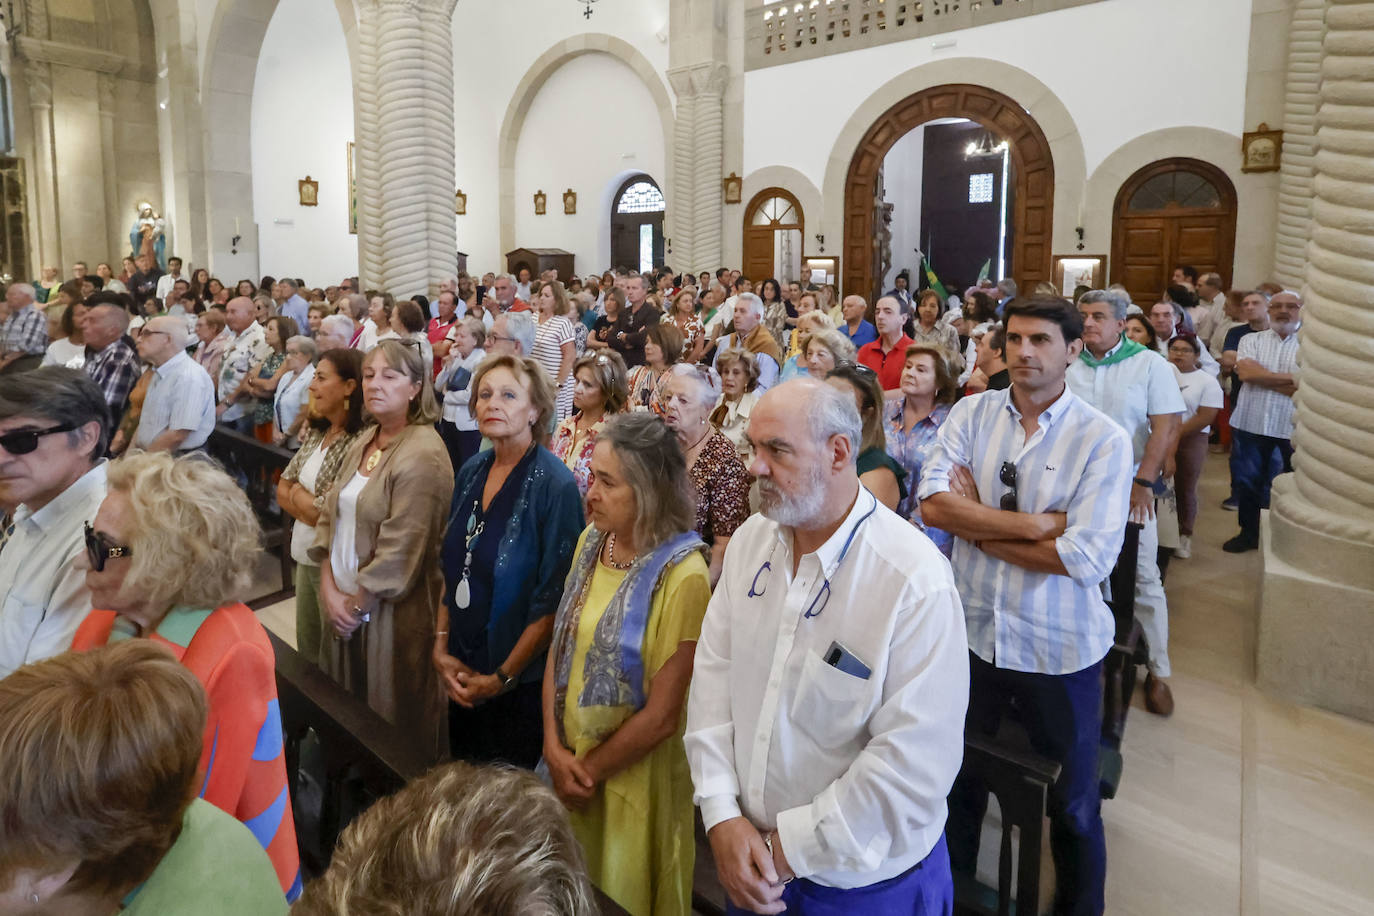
[611,176,666,272]
[1111,159,1236,306]
[743,189,803,282]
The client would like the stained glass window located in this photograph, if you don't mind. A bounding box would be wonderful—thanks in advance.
[617,181,666,214]
[1129,170,1222,211]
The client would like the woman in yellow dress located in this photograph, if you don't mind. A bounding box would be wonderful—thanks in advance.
[542,411,711,916]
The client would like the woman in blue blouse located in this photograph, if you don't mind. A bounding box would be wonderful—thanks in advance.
[886,343,960,555]
[432,354,584,768]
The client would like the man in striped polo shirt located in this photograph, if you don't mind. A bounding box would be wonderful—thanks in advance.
[921,296,1133,916]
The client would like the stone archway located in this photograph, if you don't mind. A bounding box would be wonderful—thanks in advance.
[842,84,1055,300]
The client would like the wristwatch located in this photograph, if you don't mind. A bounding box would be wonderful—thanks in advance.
[494,667,517,693]
[1134,476,1166,496]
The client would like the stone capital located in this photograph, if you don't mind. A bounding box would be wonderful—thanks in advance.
[667,61,729,100]
[15,36,127,75]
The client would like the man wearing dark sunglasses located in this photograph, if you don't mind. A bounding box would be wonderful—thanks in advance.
[919,297,1134,916]
[0,367,111,678]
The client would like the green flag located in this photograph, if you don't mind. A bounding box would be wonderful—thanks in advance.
[922,258,948,300]
[977,258,992,284]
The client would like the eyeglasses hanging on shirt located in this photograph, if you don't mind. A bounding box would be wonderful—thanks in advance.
[747,491,879,619]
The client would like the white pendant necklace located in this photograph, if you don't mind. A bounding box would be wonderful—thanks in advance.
[453,498,484,608]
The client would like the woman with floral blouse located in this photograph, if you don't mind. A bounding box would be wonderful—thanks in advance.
[551,351,629,496]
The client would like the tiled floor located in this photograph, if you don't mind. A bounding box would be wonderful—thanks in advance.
[253,454,1374,914]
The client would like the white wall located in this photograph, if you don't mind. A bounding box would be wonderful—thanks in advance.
[249,0,358,286]
[510,53,666,274]
[882,124,927,289]
[743,0,1253,185]
[451,0,670,272]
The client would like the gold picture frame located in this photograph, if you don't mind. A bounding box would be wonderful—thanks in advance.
[534,190,547,215]
[455,189,467,215]
[563,188,577,215]
[347,143,357,233]
[299,175,318,207]
[1052,254,1107,297]
[1241,123,1283,173]
[723,172,742,204]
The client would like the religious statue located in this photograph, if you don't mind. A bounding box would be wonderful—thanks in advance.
[874,167,894,292]
[129,203,167,271]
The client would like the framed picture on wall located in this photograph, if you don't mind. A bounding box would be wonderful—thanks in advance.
[299,176,318,207]
[1052,254,1106,297]
[1241,123,1283,173]
[347,143,357,233]
[563,189,577,215]
[723,172,742,204]
[455,189,467,215]
[804,255,839,289]
[534,190,547,215]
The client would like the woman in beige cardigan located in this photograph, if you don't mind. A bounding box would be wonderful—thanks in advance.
[311,339,454,760]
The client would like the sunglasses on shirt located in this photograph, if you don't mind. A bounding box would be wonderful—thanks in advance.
[0,423,77,455]
[84,522,132,573]
[1000,461,1018,512]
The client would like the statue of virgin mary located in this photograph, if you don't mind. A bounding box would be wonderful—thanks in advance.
[129,203,166,271]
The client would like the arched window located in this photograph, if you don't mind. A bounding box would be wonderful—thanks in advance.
[743,188,804,283]
[611,175,665,272]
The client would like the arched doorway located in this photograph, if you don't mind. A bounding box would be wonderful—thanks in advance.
[844,84,1054,301]
[1111,158,1237,306]
[610,175,665,272]
[743,189,804,283]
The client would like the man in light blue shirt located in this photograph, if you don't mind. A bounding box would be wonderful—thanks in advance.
[278,278,311,335]
[132,316,215,452]
[921,296,1132,916]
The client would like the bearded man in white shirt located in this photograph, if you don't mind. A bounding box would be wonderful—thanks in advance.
[685,376,968,915]
[0,367,110,676]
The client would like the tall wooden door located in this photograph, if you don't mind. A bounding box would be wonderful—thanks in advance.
[1111,158,1236,306]
[743,189,803,282]
[610,176,665,273]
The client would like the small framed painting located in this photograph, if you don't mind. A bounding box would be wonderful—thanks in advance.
[455,189,467,215]
[299,176,318,207]
[563,188,577,215]
[723,172,742,204]
[1052,255,1106,297]
[1241,123,1283,173]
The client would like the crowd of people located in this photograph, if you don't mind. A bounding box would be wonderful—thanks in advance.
[0,252,1303,915]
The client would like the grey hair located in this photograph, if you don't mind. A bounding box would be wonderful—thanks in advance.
[501,310,537,355]
[737,292,765,318]
[288,335,317,360]
[668,362,721,409]
[8,282,35,302]
[1080,288,1132,320]
[89,303,131,332]
[1200,272,1223,289]
[292,761,597,916]
[0,366,110,459]
[804,327,858,365]
[996,278,1018,298]
[319,313,354,342]
[494,272,516,286]
[804,379,862,464]
[598,412,696,552]
[344,292,369,321]
[280,277,299,293]
[457,315,487,348]
[148,316,189,350]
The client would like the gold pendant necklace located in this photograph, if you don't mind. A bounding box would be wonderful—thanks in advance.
[365,447,381,472]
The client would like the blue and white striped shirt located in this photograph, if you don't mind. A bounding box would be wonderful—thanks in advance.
[917,386,1133,675]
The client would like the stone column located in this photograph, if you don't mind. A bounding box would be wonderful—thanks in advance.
[667,62,728,273]
[352,0,457,297]
[25,62,61,271]
[1258,0,1374,723]
[1272,0,1326,289]
[97,74,122,262]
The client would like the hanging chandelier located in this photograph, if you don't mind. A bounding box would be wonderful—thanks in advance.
[576,0,598,18]
[964,131,1010,159]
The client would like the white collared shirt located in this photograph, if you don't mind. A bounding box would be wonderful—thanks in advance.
[917,387,1133,674]
[1230,328,1300,439]
[0,462,108,677]
[134,351,216,449]
[1065,338,1185,464]
[685,490,969,888]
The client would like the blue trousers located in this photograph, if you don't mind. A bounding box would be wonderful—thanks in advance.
[947,654,1106,916]
[1229,428,1293,540]
[725,836,952,916]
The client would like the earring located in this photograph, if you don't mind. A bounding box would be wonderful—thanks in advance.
[29,894,39,904]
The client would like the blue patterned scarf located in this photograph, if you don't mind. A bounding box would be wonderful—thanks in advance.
[551,527,705,746]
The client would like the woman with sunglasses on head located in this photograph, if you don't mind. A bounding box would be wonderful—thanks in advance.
[543,412,710,914]
[311,340,454,760]
[72,451,302,901]
[826,364,907,512]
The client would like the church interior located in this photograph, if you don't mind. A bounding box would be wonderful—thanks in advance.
[0,0,1371,914]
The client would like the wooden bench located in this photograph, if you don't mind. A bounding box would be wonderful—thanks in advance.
[207,427,296,602]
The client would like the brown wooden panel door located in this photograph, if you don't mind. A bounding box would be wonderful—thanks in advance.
[1111,158,1236,306]
[742,189,803,283]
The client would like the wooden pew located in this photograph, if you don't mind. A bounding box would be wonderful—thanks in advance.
[206,427,295,602]
[1099,521,1144,799]
[265,629,630,915]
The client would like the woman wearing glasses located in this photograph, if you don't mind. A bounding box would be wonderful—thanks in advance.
[272,336,316,448]
[826,364,907,512]
[311,340,454,760]
[543,413,710,914]
[72,451,302,900]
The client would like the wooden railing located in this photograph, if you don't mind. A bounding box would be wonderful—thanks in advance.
[207,427,296,602]
[745,0,1107,71]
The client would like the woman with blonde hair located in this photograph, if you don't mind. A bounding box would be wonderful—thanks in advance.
[552,350,630,496]
[544,412,710,914]
[779,307,836,380]
[72,451,301,900]
[434,354,584,768]
[0,642,288,915]
[532,279,579,421]
[311,339,454,759]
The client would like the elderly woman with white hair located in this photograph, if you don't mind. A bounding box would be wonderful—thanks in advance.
[273,335,316,448]
[72,451,302,900]
[661,363,749,585]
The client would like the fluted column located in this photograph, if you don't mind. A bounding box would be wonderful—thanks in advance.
[353,0,457,297]
[667,62,728,273]
[25,63,60,271]
[1258,0,1374,723]
[1273,0,1326,289]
